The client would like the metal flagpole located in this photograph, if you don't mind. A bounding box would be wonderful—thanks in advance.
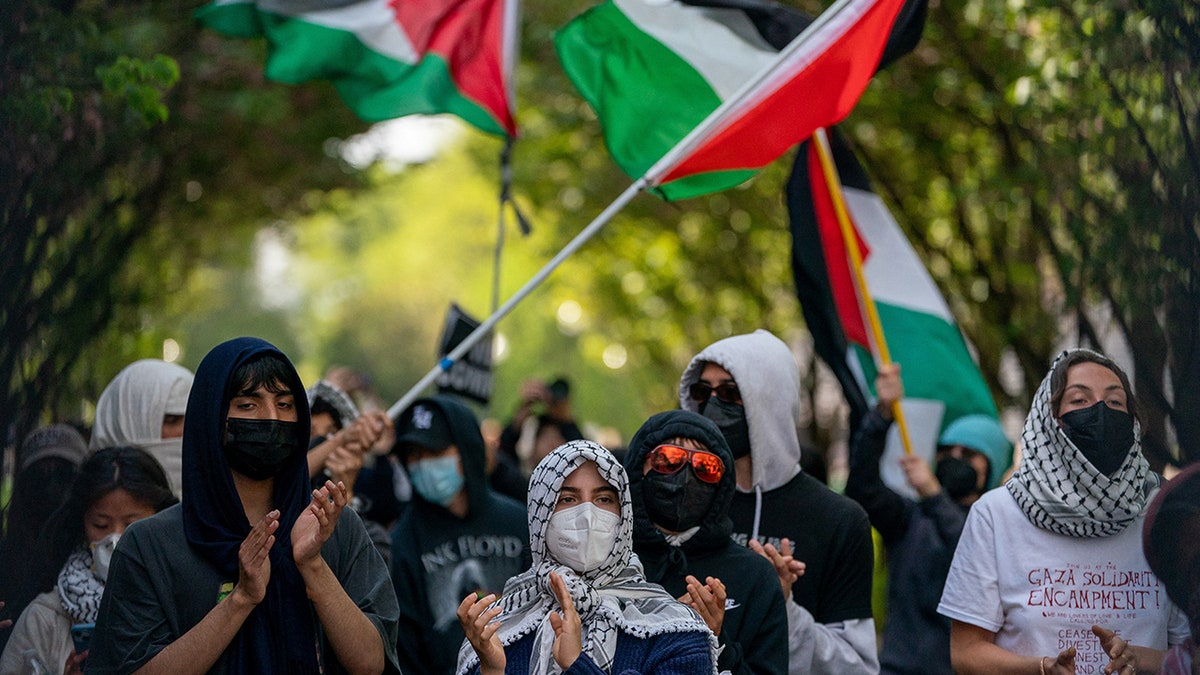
[387,177,649,419]
[811,127,915,454]
[385,0,869,419]
[640,0,863,186]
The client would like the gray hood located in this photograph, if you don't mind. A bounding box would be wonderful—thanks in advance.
[679,329,802,492]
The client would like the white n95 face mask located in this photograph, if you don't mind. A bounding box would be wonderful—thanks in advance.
[544,502,621,574]
[90,532,121,582]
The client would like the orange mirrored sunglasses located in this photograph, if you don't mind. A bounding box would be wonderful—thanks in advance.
[647,444,725,484]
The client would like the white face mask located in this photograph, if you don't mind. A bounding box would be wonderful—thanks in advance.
[544,502,621,574]
[90,532,121,582]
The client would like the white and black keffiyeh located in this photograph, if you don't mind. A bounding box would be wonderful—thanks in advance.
[456,440,716,675]
[57,546,105,624]
[305,379,359,426]
[1006,349,1153,538]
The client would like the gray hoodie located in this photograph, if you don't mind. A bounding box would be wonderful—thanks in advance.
[679,329,802,494]
[680,330,880,675]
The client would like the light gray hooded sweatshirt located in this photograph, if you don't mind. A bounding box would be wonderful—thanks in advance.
[680,329,880,675]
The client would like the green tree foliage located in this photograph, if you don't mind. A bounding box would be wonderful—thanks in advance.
[3,0,1196,469]
[1,2,180,444]
[850,0,1199,465]
[1,0,367,445]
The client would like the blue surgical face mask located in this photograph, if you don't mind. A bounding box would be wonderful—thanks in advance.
[408,454,464,507]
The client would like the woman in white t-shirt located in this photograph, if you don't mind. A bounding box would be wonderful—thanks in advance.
[938,348,1189,675]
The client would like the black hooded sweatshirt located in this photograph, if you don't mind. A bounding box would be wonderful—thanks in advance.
[389,395,531,675]
[625,410,788,675]
[88,336,400,674]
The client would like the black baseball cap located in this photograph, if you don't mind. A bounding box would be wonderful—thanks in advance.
[395,402,453,452]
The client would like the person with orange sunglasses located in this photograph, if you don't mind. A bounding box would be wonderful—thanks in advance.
[624,410,789,675]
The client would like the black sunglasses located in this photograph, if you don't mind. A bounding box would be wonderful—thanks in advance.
[688,381,741,404]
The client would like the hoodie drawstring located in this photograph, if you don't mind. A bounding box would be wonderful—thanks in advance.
[751,484,763,543]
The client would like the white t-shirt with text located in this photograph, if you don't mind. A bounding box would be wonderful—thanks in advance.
[939,487,1189,675]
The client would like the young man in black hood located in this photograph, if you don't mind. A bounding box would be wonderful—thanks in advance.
[87,336,400,674]
[389,395,530,675]
[625,410,789,675]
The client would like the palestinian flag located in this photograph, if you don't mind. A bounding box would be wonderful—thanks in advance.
[196,0,518,136]
[554,0,908,200]
[788,129,1000,493]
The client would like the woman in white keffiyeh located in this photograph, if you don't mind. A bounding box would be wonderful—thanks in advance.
[938,349,1190,675]
[0,446,176,675]
[456,440,716,675]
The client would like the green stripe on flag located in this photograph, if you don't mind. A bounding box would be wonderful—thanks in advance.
[556,2,756,199]
[332,53,506,133]
[854,302,997,430]
[196,4,505,135]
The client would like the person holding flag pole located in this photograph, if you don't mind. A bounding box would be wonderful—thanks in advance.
[385,0,914,421]
[810,128,916,454]
[846,360,1011,675]
[800,122,1017,674]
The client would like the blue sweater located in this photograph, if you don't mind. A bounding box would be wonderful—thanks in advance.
[468,628,713,675]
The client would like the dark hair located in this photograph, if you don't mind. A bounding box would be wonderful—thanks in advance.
[310,397,343,430]
[0,456,80,628]
[1144,464,1200,642]
[548,378,570,402]
[1,457,79,550]
[1048,350,1138,422]
[42,446,178,584]
[226,353,296,401]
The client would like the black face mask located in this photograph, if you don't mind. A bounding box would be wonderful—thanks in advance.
[1059,401,1135,476]
[642,469,718,533]
[224,418,300,480]
[700,397,751,459]
[936,456,981,504]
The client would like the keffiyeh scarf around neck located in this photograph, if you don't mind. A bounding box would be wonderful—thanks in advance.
[456,440,715,675]
[58,547,104,624]
[1006,350,1154,538]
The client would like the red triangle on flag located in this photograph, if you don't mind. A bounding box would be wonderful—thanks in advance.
[389,0,515,136]
[806,142,872,350]
[657,0,905,185]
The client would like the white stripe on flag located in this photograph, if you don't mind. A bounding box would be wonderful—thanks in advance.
[274,0,419,64]
[615,0,779,100]
[848,186,953,320]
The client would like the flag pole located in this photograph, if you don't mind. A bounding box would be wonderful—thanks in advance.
[492,143,509,315]
[641,0,862,185]
[387,0,863,420]
[492,0,523,316]
[812,127,914,454]
[386,177,649,419]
